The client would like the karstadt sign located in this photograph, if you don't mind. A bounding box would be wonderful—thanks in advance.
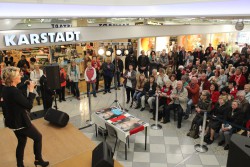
[4,31,81,46]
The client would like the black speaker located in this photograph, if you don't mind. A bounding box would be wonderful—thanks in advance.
[227,134,250,167]
[44,64,60,90]
[92,142,114,167]
[44,108,69,127]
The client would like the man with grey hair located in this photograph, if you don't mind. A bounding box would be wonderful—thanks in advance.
[162,81,188,128]
[237,90,249,113]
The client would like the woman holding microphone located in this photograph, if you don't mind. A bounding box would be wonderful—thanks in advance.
[2,66,49,167]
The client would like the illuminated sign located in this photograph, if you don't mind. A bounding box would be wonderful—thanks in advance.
[4,31,81,46]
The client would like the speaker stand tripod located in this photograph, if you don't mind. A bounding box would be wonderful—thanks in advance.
[53,90,58,110]
[110,57,123,110]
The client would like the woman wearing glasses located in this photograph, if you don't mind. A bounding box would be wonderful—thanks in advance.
[1,67,49,167]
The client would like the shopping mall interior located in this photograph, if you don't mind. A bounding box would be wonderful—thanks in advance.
[0,0,250,167]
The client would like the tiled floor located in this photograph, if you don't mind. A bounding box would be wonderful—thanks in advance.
[0,88,228,167]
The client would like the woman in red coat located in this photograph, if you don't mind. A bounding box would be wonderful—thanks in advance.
[209,83,220,110]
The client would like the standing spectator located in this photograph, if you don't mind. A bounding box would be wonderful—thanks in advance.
[91,56,101,91]
[17,55,30,69]
[193,47,204,64]
[83,52,92,73]
[4,52,14,66]
[67,61,81,100]
[138,76,157,112]
[163,81,188,128]
[59,65,67,102]
[178,47,186,67]
[218,100,244,150]
[138,50,149,77]
[229,66,246,90]
[206,43,214,54]
[123,64,136,106]
[172,47,179,70]
[40,68,54,112]
[84,62,97,97]
[184,77,200,120]
[244,84,250,103]
[30,64,43,105]
[159,49,169,69]
[241,43,248,55]
[102,57,114,94]
[125,53,137,70]
[113,56,124,89]
[149,51,159,75]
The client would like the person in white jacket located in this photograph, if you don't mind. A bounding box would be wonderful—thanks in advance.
[30,63,43,105]
[67,61,81,100]
[84,62,97,97]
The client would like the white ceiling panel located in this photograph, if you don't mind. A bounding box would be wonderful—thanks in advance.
[0,0,230,6]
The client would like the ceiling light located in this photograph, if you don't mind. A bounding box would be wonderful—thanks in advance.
[27,24,32,27]
[98,48,105,55]
[106,50,111,56]
[116,49,122,56]
[124,50,129,55]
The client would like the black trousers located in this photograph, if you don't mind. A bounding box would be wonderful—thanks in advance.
[41,94,53,112]
[163,103,184,126]
[59,86,65,100]
[126,87,135,102]
[14,124,42,166]
[104,76,112,92]
[96,71,100,91]
[71,82,80,98]
[115,72,121,87]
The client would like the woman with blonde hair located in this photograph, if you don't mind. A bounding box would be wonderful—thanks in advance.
[67,60,81,100]
[2,67,49,167]
[133,73,146,108]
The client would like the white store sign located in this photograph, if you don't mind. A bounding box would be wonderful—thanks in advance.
[4,31,81,46]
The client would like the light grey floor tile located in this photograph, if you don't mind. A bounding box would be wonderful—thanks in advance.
[149,128,164,136]
[150,163,168,167]
[133,162,150,167]
[116,151,134,161]
[166,154,184,164]
[215,155,228,166]
[133,152,150,162]
[134,143,150,152]
[150,153,167,163]
[149,136,165,144]
[135,135,149,144]
[165,137,180,145]
[199,154,219,165]
[165,145,182,154]
[150,144,166,153]
[185,165,203,167]
[118,161,133,167]
[181,145,196,154]
[183,154,202,165]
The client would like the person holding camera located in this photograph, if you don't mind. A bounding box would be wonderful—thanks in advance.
[1,66,49,167]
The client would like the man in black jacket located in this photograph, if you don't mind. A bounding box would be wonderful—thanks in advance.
[17,55,30,69]
[125,53,137,71]
[113,56,124,88]
[138,50,149,78]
